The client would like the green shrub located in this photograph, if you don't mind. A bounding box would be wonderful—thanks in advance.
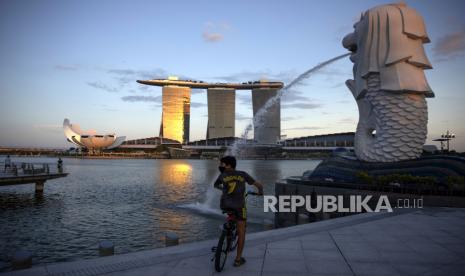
[446,176,465,192]
[356,171,373,185]
[446,175,465,185]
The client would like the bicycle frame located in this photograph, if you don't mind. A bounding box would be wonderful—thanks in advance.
[212,192,259,272]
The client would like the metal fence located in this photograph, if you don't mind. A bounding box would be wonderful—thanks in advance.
[0,161,64,177]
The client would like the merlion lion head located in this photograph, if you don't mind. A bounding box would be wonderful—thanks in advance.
[342,2,434,162]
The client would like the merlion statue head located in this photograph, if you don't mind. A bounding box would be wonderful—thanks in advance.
[342,2,434,162]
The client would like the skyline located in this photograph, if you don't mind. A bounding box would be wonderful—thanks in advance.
[1,0,465,150]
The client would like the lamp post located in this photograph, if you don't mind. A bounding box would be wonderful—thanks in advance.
[441,130,456,152]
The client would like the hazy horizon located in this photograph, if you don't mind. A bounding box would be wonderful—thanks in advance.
[1,0,465,151]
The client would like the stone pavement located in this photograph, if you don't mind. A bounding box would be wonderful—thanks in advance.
[5,208,465,276]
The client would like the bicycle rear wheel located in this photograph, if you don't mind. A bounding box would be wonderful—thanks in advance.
[214,231,229,272]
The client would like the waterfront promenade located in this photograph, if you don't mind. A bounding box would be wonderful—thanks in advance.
[4,208,465,276]
[0,161,67,193]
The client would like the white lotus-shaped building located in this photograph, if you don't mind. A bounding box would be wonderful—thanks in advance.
[63,119,125,150]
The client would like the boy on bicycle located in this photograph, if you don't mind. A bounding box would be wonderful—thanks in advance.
[213,155,264,267]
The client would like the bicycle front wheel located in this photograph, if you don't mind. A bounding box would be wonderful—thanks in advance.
[214,231,229,272]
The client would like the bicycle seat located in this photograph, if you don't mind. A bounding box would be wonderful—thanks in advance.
[221,208,239,217]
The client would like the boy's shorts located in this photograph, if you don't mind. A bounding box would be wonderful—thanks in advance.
[223,207,247,221]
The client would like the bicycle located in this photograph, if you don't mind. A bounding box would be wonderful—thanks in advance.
[212,192,258,272]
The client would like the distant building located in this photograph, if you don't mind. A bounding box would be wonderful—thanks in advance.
[63,119,125,150]
[252,88,281,144]
[282,132,355,148]
[187,133,355,149]
[120,137,180,149]
[207,88,235,139]
[137,78,284,144]
[423,145,438,153]
[160,86,191,144]
[187,136,241,147]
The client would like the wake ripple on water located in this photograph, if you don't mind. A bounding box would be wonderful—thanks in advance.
[178,202,269,225]
[179,202,223,218]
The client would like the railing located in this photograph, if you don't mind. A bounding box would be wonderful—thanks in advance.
[0,161,65,177]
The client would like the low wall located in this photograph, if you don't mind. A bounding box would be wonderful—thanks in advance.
[274,180,465,227]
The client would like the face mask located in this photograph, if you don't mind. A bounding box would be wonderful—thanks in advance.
[218,166,226,173]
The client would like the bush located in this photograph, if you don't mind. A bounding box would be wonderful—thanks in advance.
[446,175,465,185]
[356,171,373,185]
[446,176,465,192]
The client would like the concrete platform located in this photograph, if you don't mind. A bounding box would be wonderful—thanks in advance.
[4,208,465,276]
[0,173,68,186]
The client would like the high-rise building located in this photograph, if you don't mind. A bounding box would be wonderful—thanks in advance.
[207,88,235,139]
[137,78,284,143]
[160,86,191,144]
[252,88,281,144]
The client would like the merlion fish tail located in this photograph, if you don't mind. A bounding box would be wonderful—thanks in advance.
[354,74,428,162]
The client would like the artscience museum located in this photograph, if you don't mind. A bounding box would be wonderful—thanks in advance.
[63,118,125,151]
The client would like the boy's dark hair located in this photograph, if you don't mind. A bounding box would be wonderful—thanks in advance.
[220,155,237,169]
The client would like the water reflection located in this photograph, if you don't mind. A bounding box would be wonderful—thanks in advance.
[0,191,62,211]
[158,161,193,186]
[155,161,194,205]
[0,157,320,268]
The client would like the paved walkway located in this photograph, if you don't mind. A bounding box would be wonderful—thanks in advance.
[5,208,465,276]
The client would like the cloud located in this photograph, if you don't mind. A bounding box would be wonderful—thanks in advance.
[236,113,252,121]
[93,104,118,112]
[191,102,207,108]
[138,85,150,91]
[212,66,349,85]
[121,95,162,102]
[281,88,326,111]
[213,70,296,83]
[236,94,251,105]
[329,82,346,89]
[54,64,78,71]
[282,102,322,109]
[203,31,223,42]
[282,126,324,131]
[107,68,168,79]
[232,80,322,110]
[337,117,356,124]
[105,67,196,88]
[87,81,118,93]
[202,21,230,43]
[208,66,349,114]
[433,30,465,60]
[107,69,136,75]
[93,104,119,112]
[282,116,301,121]
[191,89,204,95]
[87,67,199,95]
[281,89,310,102]
[107,68,169,87]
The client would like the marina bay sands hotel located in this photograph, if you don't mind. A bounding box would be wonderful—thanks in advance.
[137,77,283,145]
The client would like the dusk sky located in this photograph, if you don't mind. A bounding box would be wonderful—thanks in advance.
[1,0,465,151]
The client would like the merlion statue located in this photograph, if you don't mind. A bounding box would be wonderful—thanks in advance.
[342,2,434,162]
